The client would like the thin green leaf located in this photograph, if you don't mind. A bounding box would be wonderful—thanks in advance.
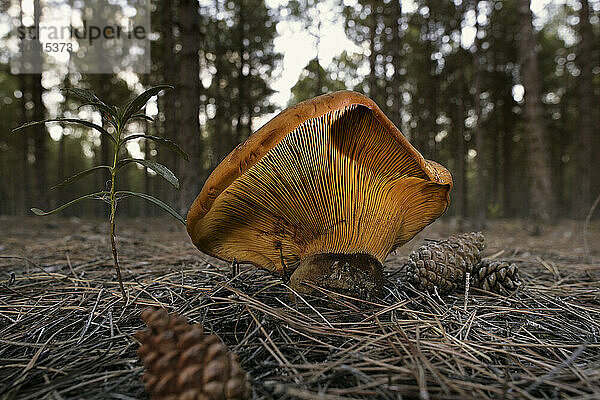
[51,165,112,189]
[130,113,154,122]
[31,191,109,216]
[116,190,185,224]
[122,134,188,161]
[63,88,119,127]
[62,88,105,105]
[117,158,179,188]
[13,118,116,145]
[122,85,173,122]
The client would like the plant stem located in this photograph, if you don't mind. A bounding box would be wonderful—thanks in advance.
[110,131,126,299]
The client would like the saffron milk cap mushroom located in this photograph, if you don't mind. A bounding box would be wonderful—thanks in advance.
[187,91,452,299]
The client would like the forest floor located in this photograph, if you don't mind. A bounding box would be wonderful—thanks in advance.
[0,216,599,399]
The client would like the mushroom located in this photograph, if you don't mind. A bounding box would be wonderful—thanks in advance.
[187,91,452,300]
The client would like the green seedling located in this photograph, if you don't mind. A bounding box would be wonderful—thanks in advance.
[13,85,187,299]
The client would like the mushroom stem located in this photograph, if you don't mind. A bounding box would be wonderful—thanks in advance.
[289,253,384,300]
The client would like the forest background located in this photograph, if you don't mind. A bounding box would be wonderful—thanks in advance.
[0,0,599,228]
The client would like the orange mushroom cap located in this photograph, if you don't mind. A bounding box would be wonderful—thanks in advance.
[187,91,452,276]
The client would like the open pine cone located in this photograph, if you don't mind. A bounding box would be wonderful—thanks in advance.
[471,259,521,295]
[135,308,250,400]
[404,232,485,294]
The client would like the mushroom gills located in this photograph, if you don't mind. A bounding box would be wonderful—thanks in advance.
[289,252,384,300]
[197,105,446,275]
[187,93,452,303]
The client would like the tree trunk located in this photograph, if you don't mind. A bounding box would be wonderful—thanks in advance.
[368,1,378,101]
[390,0,402,128]
[518,0,554,224]
[455,70,467,220]
[17,73,31,216]
[56,134,66,207]
[236,0,246,144]
[502,97,513,217]
[576,0,593,218]
[473,1,486,229]
[96,76,113,217]
[454,99,466,219]
[177,0,202,214]
[143,136,152,217]
[31,0,47,210]
[56,75,71,211]
[315,20,323,95]
[160,0,178,206]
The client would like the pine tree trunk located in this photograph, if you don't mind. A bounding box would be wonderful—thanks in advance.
[455,77,466,219]
[473,2,486,229]
[17,73,30,216]
[31,0,47,210]
[177,0,202,214]
[517,0,554,224]
[491,103,499,209]
[96,76,113,218]
[576,0,593,218]
[236,1,246,144]
[143,136,151,217]
[502,98,513,217]
[56,76,70,211]
[368,1,378,101]
[160,0,178,206]
[315,21,323,95]
[390,0,402,128]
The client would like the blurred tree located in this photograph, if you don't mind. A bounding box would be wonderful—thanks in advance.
[473,0,486,229]
[158,0,179,206]
[576,0,593,218]
[203,0,280,170]
[178,0,202,213]
[1,0,597,224]
[31,0,48,210]
[342,0,383,102]
[485,0,521,218]
[518,0,555,224]
[290,58,346,104]
[387,0,403,128]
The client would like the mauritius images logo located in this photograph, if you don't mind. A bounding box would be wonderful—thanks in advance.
[10,0,150,74]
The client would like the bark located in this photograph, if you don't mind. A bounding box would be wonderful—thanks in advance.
[368,1,378,101]
[143,135,152,217]
[473,1,486,229]
[56,75,69,210]
[315,20,323,95]
[32,0,47,209]
[517,0,554,223]
[455,89,466,219]
[491,103,499,208]
[576,0,593,218]
[96,76,113,217]
[18,73,30,215]
[31,78,46,208]
[502,98,513,217]
[390,0,403,128]
[160,0,178,205]
[56,131,65,211]
[236,1,246,144]
[177,0,202,213]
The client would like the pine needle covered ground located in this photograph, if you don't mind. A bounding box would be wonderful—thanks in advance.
[1,216,599,399]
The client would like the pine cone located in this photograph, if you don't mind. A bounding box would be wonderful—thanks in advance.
[471,259,521,295]
[135,308,251,400]
[404,232,485,294]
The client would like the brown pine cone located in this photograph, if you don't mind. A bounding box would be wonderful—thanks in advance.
[135,307,251,400]
[404,232,485,294]
[471,259,521,295]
